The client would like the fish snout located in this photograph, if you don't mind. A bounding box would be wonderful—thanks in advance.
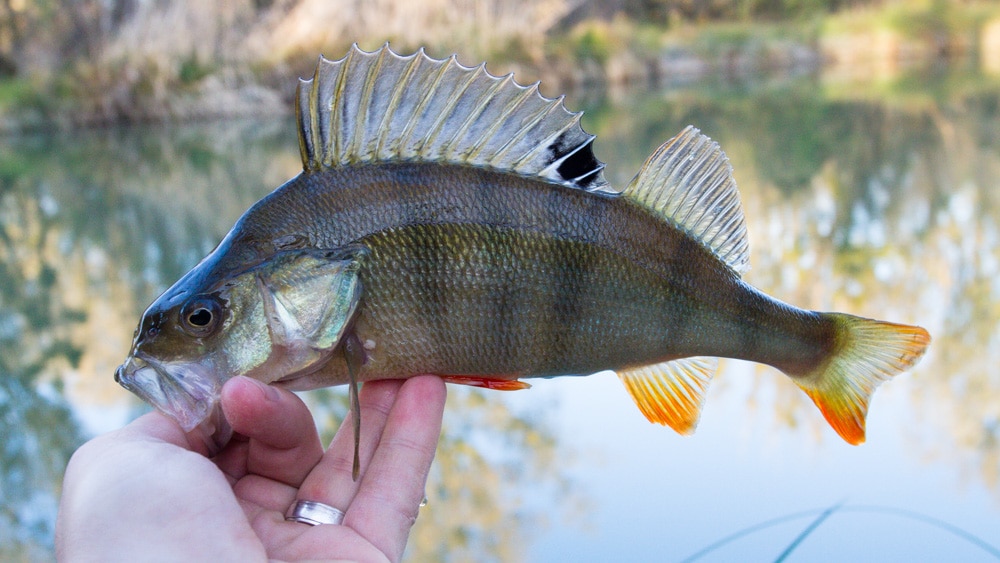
[115,355,148,388]
[114,355,227,432]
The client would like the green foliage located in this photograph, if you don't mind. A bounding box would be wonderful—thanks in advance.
[575,25,614,64]
[882,0,998,40]
[689,22,757,57]
[636,0,860,23]
[488,36,534,68]
[823,0,1000,41]
[0,78,44,113]
[737,0,834,20]
[546,21,622,67]
[178,53,214,86]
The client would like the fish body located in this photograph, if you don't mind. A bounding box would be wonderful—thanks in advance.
[117,45,929,445]
[250,163,824,385]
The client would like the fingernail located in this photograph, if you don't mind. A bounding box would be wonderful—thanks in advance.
[243,376,280,402]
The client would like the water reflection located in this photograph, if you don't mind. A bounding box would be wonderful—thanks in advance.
[0,119,577,560]
[1,64,999,558]
[587,64,1000,496]
[1,150,85,561]
[0,121,298,558]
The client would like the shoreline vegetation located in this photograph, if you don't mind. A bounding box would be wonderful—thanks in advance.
[0,0,998,131]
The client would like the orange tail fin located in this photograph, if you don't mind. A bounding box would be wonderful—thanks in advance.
[794,314,930,444]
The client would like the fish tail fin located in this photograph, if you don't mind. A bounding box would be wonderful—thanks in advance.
[794,313,930,445]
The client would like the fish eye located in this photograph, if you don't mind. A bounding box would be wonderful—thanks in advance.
[180,296,223,336]
[189,308,212,326]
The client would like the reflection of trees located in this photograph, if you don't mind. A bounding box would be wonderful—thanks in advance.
[912,95,1000,488]
[2,119,574,560]
[0,189,84,560]
[587,67,1000,494]
[0,121,296,558]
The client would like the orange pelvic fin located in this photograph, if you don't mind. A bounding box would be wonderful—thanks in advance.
[794,314,931,445]
[442,375,532,391]
[617,357,717,435]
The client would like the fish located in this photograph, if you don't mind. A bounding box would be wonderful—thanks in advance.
[116,44,930,460]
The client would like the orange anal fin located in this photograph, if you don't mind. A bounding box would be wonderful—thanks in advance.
[618,357,717,435]
[441,376,531,391]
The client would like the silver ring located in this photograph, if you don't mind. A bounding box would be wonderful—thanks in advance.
[285,500,345,526]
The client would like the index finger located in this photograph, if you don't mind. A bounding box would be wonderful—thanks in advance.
[345,375,446,562]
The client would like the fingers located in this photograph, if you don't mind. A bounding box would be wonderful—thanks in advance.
[295,378,408,512]
[347,375,446,562]
[216,376,324,488]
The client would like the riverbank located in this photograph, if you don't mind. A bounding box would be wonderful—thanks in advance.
[0,0,998,131]
[541,1,1000,87]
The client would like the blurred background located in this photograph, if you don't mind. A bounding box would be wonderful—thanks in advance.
[2,0,999,560]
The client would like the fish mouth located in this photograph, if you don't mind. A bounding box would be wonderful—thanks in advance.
[115,355,225,432]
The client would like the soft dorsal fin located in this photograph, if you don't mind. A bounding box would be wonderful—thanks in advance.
[296,44,609,192]
[623,126,750,275]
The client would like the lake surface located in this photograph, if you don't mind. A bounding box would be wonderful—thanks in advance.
[2,61,1000,561]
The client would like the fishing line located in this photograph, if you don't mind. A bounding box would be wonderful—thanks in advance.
[679,502,1000,562]
[773,501,843,562]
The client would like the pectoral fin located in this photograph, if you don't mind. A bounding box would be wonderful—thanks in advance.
[343,331,365,481]
[617,357,717,435]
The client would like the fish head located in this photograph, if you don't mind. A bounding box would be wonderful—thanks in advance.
[114,265,268,432]
[116,249,363,432]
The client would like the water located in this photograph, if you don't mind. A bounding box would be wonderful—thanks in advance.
[2,63,999,561]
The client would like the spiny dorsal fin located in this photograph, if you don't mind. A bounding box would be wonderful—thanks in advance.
[617,357,717,435]
[623,126,750,275]
[296,44,609,192]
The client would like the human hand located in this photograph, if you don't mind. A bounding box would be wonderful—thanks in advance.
[56,374,446,562]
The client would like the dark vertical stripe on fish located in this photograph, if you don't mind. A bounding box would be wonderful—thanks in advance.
[549,232,592,366]
[411,225,446,361]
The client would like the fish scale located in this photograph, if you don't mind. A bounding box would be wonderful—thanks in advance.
[116,45,929,452]
[356,223,677,378]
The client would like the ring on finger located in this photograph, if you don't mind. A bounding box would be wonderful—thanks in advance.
[285,499,345,526]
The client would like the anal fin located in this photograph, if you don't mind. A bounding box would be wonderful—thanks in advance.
[617,357,717,435]
[442,375,531,391]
